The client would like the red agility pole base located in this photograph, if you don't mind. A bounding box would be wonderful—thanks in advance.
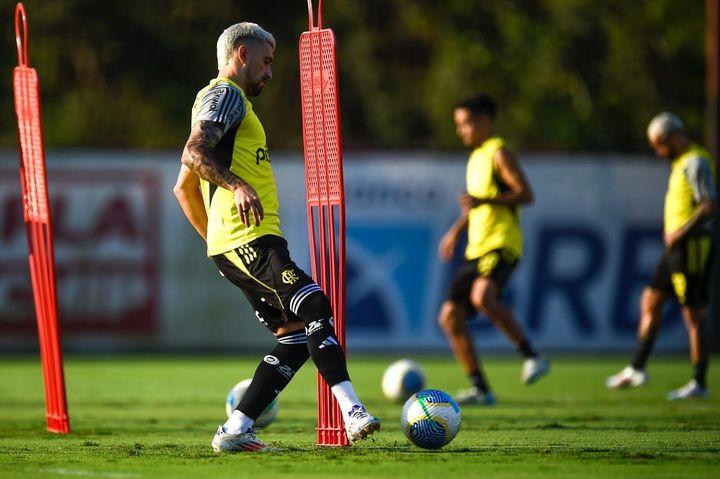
[13,2,70,434]
[299,0,349,447]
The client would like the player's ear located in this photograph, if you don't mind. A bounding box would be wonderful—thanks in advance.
[236,44,249,66]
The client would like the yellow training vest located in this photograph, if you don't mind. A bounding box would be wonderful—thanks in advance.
[191,78,282,256]
[465,137,523,260]
[664,144,716,235]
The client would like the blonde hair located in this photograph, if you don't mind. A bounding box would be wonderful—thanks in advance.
[216,22,275,69]
[647,111,684,140]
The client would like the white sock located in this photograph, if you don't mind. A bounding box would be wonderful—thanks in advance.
[331,380,363,417]
[222,410,255,434]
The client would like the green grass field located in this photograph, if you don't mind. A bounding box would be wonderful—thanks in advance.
[1,355,718,479]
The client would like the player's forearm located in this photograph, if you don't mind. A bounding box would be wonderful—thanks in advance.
[173,165,208,240]
[448,215,469,236]
[665,201,715,244]
[481,189,533,206]
[173,183,208,240]
[181,145,245,192]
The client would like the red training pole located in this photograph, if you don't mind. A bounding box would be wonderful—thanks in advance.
[299,0,349,447]
[13,2,70,434]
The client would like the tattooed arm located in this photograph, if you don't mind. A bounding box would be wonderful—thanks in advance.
[181,120,264,226]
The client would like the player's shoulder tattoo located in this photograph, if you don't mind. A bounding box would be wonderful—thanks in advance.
[190,120,224,147]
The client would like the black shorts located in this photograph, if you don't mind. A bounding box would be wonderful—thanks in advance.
[648,234,713,308]
[447,249,519,314]
[212,235,322,332]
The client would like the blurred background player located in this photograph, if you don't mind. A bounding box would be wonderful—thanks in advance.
[606,112,716,401]
[437,94,550,405]
[173,22,380,451]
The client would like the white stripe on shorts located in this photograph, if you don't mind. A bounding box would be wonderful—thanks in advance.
[289,284,322,315]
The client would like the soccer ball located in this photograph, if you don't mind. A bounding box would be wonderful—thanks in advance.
[401,389,461,449]
[381,359,425,402]
[225,378,278,429]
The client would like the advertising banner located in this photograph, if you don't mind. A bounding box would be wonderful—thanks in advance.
[0,152,690,352]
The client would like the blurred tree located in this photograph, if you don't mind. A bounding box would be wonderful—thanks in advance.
[0,0,706,151]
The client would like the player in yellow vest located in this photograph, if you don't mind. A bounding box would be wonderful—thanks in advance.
[173,22,379,452]
[437,94,550,405]
[607,112,715,400]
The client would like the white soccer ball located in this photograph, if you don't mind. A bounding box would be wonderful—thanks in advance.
[381,359,426,402]
[225,378,278,429]
[402,389,461,449]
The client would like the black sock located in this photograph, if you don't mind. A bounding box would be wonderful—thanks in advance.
[469,370,490,394]
[694,360,708,388]
[299,292,351,387]
[237,331,310,420]
[517,340,537,359]
[631,338,656,370]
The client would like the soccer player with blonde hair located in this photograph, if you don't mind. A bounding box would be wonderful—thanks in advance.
[607,112,715,400]
[173,22,380,452]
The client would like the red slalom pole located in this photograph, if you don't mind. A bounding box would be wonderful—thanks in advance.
[300,0,349,446]
[13,2,70,434]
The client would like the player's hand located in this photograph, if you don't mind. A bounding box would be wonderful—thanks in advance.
[664,231,681,248]
[458,193,482,214]
[438,231,458,262]
[233,183,264,227]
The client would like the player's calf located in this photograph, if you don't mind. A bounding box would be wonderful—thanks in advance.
[293,288,381,438]
[215,330,309,450]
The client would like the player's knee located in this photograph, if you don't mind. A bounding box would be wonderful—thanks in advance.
[296,291,333,328]
[641,287,664,315]
[471,277,499,310]
[438,302,464,333]
[682,307,706,329]
[471,286,494,314]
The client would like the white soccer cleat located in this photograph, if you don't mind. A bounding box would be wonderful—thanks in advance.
[605,366,648,389]
[455,387,496,406]
[667,380,708,401]
[211,426,268,452]
[521,356,550,385]
[344,405,381,442]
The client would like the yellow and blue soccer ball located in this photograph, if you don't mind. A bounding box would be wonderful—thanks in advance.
[401,389,461,449]
[225,378,278,428]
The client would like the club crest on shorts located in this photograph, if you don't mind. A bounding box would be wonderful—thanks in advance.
[282,269,300,284]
